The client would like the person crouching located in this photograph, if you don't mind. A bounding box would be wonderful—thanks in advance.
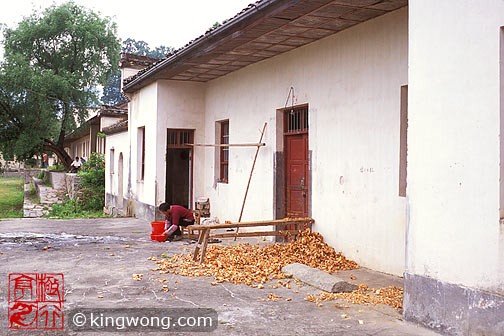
[158,203,195,241]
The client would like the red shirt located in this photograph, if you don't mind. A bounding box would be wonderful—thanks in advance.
[167,205,194,225]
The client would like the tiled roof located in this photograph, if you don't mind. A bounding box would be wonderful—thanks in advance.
[119,53,162,69]
[64,103,128,142]
[98,104,128,117]
[123,0,408,90]
[102,120,128,135]
[122,0,266,87]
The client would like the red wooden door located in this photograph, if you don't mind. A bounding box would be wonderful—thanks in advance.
[284,106,309,219]
[286,134,308,217]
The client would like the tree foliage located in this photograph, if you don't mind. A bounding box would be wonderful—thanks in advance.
[101,38,174,105]
[101,71,123,105]
[122,38,173,58]
[78,152,105,210]
[0,1,120,167]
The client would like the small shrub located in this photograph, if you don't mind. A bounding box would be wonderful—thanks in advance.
[48,164,65,172]
[47,198,106,219]
[36,170,45,179]
[78,153,105,211]
[46,153,106,218]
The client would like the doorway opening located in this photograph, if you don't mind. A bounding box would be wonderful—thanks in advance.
[118,152,123,208]
[165,129,194,209]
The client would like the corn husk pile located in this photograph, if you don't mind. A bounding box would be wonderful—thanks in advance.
[153,229,359,286]
[305,284,403,309]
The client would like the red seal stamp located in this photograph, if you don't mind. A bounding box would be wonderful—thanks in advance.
[8,273,64,329]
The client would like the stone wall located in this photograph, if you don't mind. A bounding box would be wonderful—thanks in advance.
[64,173,82,200]
[47,172,66,190]
[24,169,43,184]
[0,171,24,178]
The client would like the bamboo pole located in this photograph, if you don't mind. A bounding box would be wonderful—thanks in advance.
[211,230,300,239]
[235,122,268,239]
[188,143,265,147]
[189,217,314,230]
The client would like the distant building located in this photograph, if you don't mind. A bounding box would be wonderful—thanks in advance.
[64,103,127,160]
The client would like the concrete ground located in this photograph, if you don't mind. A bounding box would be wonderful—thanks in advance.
[0,218,440,336]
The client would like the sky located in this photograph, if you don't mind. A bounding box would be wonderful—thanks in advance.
[0,0,254,58]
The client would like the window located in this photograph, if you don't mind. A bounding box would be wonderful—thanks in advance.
[284,105,308,134]
[399,85,408,197]
[219,120,229,183]
[137,127,145,181]
[167,129,192,146]
[97,137,105,154]
[110,149,115,174]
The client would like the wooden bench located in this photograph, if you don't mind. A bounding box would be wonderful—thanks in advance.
[187,217,314,263]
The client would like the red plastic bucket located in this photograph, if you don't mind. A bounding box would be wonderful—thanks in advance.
[150,234,167,242]
[151,221,165,235]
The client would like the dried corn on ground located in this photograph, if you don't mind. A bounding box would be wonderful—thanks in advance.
[152,229,359,286]
[305,284,403,309]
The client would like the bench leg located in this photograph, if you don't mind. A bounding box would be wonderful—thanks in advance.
[192,228,209,263]
[199,229,210,264]
[192,229,204,261]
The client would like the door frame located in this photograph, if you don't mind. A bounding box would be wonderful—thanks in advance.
[281,104,310,218]
[166,128,194,209]
[118,152,123,208]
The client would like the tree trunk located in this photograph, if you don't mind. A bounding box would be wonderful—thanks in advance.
[43,141,72,170]
[44,101,73,170]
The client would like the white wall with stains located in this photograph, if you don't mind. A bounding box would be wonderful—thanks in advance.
[203,7,408,275]
[155,80,206,208]
[104,131,128,200]
[407,0,504,293]
[128,82,158,207]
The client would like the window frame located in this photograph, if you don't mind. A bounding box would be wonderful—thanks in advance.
[137,126,145,181]
[219,120,229,183]
[110,148,115,174]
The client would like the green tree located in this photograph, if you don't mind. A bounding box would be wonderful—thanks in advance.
[122,38,150,55]
[121,38,173,58]
[0,2,120,168]
[101,38,174,105]
[101,71,124,105]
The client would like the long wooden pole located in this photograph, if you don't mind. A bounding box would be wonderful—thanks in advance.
[190,217,314,230]
[235,122,268,239]
[188,143,266,148]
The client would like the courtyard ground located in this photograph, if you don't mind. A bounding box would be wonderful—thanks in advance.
[0,218,440,335]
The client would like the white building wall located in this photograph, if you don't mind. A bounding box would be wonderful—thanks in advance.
[128,82,158,208]
[121,68,142,91]
[203,8,408,275]
[155,80,206,208]
[105,131,129,199]
[69,135,90,159]
[407,0,504,293]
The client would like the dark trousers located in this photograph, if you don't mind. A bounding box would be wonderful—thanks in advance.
[173,218,195,236]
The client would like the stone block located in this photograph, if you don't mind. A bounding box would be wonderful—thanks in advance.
[282,263,358,293]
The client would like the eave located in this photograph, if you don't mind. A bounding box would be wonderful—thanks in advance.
[123,0,407,93]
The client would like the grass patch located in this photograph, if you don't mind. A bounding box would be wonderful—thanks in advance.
[46,198,109,219]
[0,177,24,218]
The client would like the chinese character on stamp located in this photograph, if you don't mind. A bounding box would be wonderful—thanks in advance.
[8,273,64,329]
